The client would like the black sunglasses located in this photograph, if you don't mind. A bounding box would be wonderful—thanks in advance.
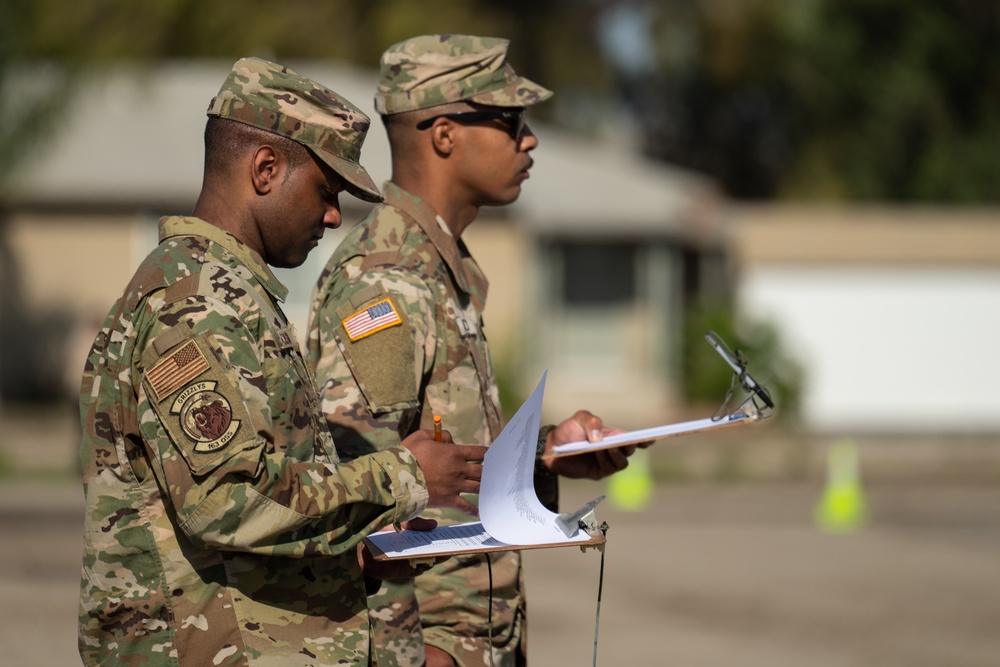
[415,108,527,141]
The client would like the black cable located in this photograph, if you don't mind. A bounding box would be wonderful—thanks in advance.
[484,552,494,667]
[592,522,609,667]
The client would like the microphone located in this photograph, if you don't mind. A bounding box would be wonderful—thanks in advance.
[704,331,775,409]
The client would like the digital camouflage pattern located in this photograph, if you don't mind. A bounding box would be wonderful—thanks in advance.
[78,216,430,666]
[374,34,553,115]
[307,183,559,667]
[208,56,383,202]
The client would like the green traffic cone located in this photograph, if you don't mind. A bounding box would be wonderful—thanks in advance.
[814,438,868,533]
[607,448,654,512]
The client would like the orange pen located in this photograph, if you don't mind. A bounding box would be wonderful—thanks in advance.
[433,415,442,441]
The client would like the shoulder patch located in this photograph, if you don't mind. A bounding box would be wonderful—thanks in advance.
[143,331,261,475]
[170,381,242,453]
[341,297,403,342]
[147,339,210,401]
[332,289,417,412]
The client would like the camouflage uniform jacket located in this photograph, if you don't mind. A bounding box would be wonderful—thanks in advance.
[78,215,429,667]
[308,183,557,667]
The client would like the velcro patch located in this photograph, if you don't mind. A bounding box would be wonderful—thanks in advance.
[147,340,210,401]
[143,330,261,476]
[341,297,403,342]
[170,380,242,453]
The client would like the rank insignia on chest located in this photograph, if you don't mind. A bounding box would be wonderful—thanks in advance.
[341,297,403,342]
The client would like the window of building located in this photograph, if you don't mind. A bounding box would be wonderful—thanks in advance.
[559,241,638,306]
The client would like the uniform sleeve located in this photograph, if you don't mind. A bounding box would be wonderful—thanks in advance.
[310,264,438,460]
[133,293,428,558]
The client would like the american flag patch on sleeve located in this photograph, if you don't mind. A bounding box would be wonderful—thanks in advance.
[147,340,210,400]
[341,298,403,342]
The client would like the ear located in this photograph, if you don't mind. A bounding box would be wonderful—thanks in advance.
[250,145,282,194]
[429,119,457,156]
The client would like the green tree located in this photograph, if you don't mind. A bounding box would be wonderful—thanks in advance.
[607,0,1000,202]
[782,0,1000,201]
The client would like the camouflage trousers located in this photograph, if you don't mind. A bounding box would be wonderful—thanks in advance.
[370,550,526,667]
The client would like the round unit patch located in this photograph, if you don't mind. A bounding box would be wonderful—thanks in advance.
[170,380,242,452]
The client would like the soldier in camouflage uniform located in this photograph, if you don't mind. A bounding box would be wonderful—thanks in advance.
[307,36,636,667]
[78,57,486,667]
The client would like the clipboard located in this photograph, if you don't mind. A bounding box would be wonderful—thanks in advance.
[544,410,760,459]
[364,521,606,563]
[546,332,774,459]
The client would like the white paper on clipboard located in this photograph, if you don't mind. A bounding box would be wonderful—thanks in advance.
[365,371,607,560]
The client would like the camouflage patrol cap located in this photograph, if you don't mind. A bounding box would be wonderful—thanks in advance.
[374,34,553,115]
[208,57,382,202]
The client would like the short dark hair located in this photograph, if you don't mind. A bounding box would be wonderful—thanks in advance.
[380,109,414,145]
[381,103,470,147]
[204,117,312,176]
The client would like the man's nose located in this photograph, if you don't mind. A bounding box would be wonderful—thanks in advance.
[519,124,539,150]
[324,201,342,229]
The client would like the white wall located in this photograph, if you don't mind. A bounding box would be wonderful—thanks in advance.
[740,266,1000,433]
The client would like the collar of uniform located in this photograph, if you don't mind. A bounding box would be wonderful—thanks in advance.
[381,181,483,297]
[157,215,289,302]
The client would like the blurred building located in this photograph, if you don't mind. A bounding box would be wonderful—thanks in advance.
[1,60,725,428]
[730,207,1000,435]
